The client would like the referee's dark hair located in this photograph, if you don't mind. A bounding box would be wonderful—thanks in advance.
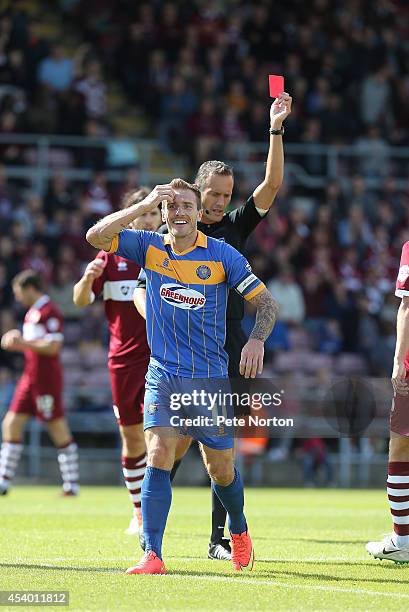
[195,160,234,191]
[12,269,44,292]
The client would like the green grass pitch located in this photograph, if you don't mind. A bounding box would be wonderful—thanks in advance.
[0,486,408,611]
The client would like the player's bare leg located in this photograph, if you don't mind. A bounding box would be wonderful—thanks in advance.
[126,427,179,575]
[367,433,409,563]
[0,413,30,495]
[47,417,79,497]
[200,444,254,571]
[120,423,146,538]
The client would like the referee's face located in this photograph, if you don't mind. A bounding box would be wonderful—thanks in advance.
[164,188,202,239]
[201,173,234,224]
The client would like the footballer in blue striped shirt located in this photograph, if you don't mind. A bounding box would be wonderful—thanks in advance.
[86,179,278,575]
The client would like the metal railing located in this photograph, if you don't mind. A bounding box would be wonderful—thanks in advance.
[0,133,186,194]
[0,133,408,194]
[227,142,409,190]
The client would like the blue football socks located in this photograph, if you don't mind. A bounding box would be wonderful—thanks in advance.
[212,467,247,535]
[141,466,172,558]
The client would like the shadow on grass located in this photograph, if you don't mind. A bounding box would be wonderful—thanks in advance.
[254,566,407,586]
[169,534,369,545]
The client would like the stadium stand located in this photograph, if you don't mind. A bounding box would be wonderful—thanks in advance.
[0,1,408,483]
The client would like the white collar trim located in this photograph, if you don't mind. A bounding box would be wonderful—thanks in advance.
[31,294,50,311]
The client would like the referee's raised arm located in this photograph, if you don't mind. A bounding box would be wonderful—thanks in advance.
[85,184,175,252]
[252,92,292,211]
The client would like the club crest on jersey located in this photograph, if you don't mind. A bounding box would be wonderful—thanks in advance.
[398,265,409,284]
[160,283,206,310]
[196,264,211,280]
[117,260,128,271]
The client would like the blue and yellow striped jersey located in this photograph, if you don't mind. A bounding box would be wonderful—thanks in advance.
[109,230,265,378]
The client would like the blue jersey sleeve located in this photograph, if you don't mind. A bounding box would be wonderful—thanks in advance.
[108,229,151,267]
[221,242,266,301]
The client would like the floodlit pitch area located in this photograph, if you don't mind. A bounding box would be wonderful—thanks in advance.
[1,487,408,610]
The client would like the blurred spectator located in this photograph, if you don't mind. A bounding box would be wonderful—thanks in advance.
[44,174,75,217]
[106,129,139,169]
[38,45,74,92]
[361,66,392,127]
[298,438,333,487]
[267,266,306,326]
[0,368,15,415]
[82,172,112,221]
[356,125,390,178]
[74,59,106,120]
[187,98,220,163]
[159,76,197,151]
[337,205,373,252]
[49,265,81,320]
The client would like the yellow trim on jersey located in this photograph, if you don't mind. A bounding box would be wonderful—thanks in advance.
[245,283,266,301]
[163,230,208,254]
[107,234,119,254]
[145,245,225,284]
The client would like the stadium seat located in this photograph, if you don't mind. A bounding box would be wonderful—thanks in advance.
[288,328,313,350]
[335,353,368,375]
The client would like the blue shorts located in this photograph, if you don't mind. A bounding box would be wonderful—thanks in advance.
[144,363,234,450]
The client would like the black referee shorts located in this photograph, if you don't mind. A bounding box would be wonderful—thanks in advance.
[225,323,250,417]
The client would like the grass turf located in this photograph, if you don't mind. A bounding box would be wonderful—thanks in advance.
[0,487,408,611]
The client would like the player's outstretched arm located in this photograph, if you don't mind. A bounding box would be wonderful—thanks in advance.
[73,259,104,307]
[392,296,409,395]
[86,184,175,251]
[239,288,279,378]
[133,287,146,319]
[1,329,62,356]
[252,93,292,211]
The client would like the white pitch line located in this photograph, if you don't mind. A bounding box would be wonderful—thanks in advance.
[7,558,409,599]
[167,574,409,600]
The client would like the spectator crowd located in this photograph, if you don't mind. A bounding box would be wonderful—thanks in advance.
[0,0,408,418]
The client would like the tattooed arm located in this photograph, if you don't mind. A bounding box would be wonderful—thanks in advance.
[239,288,279,378]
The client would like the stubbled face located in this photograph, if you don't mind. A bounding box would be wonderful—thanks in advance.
[131,207,162,231]
[201,173,234,223]
[162,188,202,239]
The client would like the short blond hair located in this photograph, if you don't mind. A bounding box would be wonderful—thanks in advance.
[170,178,202,210]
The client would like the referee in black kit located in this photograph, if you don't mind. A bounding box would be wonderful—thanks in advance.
[134,92,292,560]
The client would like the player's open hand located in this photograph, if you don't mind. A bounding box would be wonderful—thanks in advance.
[240,339,264,379]
[1,329,22,351]
[147,184,176,208]
[84,258,104,281]
[392,359,409,395]
[270,93,292,127]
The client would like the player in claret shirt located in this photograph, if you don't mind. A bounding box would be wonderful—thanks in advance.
[73,187,161,542]
[367,241,409,563]
[0,270,79,496]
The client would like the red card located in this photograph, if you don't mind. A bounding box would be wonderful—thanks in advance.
[269,75,284,98]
